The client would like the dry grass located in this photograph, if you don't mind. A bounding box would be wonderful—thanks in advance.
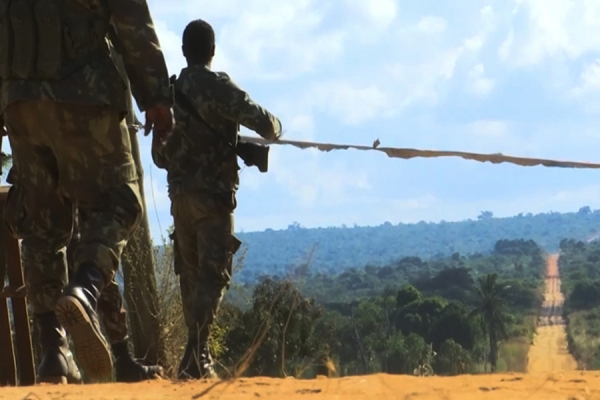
[151,239,337,381]
[497,337,530,372]
[566,310,600,369]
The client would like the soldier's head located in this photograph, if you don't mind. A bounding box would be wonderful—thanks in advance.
[182,19,216,67]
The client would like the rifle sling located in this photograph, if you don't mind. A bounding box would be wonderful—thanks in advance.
[170,76,236,150]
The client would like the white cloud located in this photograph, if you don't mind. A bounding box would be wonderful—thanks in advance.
[269,150,372,208]
[571,58,600,96]
[480,5,497,32]
[150,0,346,82]
[464,35,484,51]
[460,6,497,53]
[386,47,462,105]
[416,16,447,35]
[309,81,391,125]
[217,3,345,81]
[502,0,600,67]
[467,120,510,139]
[343,0,398,32]
[285,115,316,141]
[566,58,600,113]
[439,119,539,155]
[468,63,495,95]
[497,28,514,61]
[152,19,186,75]
[135,0,600,238]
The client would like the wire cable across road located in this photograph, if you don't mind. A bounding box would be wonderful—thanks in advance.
[240,136,600,169]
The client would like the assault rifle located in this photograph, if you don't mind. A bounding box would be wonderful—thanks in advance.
[235,136,269,173]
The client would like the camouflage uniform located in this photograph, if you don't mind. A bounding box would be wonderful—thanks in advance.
[152,65,281,378]
[0,0,172,383]
[67,215,126,343]
[7,39,137,347]
[67,210,129,344]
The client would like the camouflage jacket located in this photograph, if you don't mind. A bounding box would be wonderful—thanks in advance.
[107,26,141,130]
[5,38,138,182]
[0,0,172,114]
[152,65,282,195]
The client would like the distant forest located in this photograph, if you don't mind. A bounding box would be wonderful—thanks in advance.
[230,207,600,283]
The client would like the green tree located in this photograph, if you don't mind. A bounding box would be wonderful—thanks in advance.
[224,278,324,377]
[1,152,12,173]
[433,339,472,375]
[470,273,509,372]
[396,285,421,308]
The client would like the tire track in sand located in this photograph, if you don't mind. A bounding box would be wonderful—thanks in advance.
[526,253,577,372]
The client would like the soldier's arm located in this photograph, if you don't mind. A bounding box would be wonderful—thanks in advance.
[186,74,282,140]
[151,146,168,170]
[106,0,173,111]
[0,112,6,137]
[0,76,5,136]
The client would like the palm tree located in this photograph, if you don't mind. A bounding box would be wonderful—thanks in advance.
[470,273,509,372]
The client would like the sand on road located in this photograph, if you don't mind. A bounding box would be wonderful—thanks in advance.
[4,254,593,399]
[526,253,578,373]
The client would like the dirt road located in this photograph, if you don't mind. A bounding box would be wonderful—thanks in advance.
[3,372,600,399]
[526,254,578,372]
[5,253,593,399]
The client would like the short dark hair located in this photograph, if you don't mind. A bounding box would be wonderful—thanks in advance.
[182,19,215,64]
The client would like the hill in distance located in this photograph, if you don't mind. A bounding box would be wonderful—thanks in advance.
[230,207,599,282]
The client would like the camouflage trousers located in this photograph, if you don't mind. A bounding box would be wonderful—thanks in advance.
[170,190,241,342]
[3,100,143,315]
[67,209,129,344]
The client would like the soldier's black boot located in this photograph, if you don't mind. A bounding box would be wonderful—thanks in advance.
[55,263,112,382]
[112,341,164,382]
[35,312,82,384]
[177,339,216,380]
[177,282,225,380]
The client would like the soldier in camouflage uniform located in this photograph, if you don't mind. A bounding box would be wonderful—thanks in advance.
[0,0,174,383]
[152,19,282,379]
[6,176,163,383]
[5,30,164,385]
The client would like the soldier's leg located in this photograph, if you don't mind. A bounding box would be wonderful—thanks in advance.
[68,210,129,346]
[45,102,142,382]
[170,198,200,365]
[96,278,164,382]
[68,211,163,382]
[173,192,239,380]
[3,103,81,384]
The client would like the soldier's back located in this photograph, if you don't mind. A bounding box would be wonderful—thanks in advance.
[162,66,241,195]
[175,66,240,144]
[1,0,124,113]
[0,0,172,382]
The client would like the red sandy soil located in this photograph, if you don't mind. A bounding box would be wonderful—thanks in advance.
[526,254,578,373]
[4,254,593,400]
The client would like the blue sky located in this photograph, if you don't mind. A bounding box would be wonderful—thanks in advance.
[110,0,600,242]
[8,0,600,243]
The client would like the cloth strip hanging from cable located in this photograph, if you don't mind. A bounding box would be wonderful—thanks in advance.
[239,136,600,169]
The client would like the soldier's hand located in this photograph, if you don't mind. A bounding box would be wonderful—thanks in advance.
[144,106,174,148]
[274,119,283,140]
